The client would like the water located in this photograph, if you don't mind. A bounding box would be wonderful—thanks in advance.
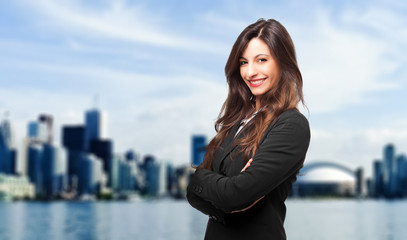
[285,199,407,240]
[0,199,406,240]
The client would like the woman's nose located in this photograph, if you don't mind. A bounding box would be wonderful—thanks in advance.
[247,62,257,78]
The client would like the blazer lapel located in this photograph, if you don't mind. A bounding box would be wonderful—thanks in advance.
[212,108,294,172]
[212,122,240,173]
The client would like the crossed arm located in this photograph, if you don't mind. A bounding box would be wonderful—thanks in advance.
[186,159,256,224]
[187,114,310,222]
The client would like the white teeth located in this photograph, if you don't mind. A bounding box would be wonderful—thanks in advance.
[250,80,264,84]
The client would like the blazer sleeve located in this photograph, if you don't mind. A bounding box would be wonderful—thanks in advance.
[188,113,310,213]
[186,187,228,224]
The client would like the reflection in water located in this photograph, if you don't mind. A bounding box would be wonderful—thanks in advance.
[1,199,407,240]
[285,199,407,240]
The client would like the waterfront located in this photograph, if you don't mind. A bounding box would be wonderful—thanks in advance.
[1,199,407,240]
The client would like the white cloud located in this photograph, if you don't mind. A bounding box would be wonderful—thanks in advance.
[198,11,248,36]
[17,0,228,54]
[296,8,400,114]
[341,6,407,44]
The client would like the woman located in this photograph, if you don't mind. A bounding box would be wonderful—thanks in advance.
[187,19,310,239]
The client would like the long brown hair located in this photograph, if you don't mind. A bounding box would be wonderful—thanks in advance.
[198,19,305,170]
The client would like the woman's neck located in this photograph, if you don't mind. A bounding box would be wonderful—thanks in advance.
[255,96,262,111]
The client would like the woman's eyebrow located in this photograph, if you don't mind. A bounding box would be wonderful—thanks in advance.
[255,53,269,58]
[240,54,269,60]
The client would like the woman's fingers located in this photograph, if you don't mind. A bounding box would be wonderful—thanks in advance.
[231,196,265,213]
[241,158,253,172]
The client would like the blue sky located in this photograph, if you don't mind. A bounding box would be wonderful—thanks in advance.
[1,0,407,177]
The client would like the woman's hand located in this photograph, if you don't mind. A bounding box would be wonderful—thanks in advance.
[231,196,264,213]
[240,158,253,172]
[232,158,264,213]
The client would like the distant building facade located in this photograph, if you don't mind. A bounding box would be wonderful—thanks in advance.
[293,161,356,198]
[191,135,206,167]
[0,174,35,200]
[370,144,407,199]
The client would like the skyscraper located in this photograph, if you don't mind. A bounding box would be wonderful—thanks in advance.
[38,114,54,144]
[192,135,207,167]
[28,121,48,143]
[42,144,68,198]
[373,160,384,198]
[0,118,15,174]
[116,154,139,193]
[27,144,44,197]
[396,154,407,196]
[79,154,103,195]
[142,155,160,196]
[0,117,14,148]
[355,167,365,198]
[384,144,397,197]
[89,139,113,187]
[84,109,107,151]
[62,125,86,190]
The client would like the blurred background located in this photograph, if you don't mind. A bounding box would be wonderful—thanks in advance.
[1,0,407,239]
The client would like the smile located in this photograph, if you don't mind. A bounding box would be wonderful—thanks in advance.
[248,78,266,87]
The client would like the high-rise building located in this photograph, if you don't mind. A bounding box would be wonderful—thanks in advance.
[0,118,15,174]
[62,126,86,152]
[38,114,54,144]
[192,135,207,167]
[366,178,374,197]
[157,162,168,197]
[79,154,103,195]
[62,125,86,188]
[90,139,113,187]
[384,144,397,197]
[396,154,407,196]
[84,109,107,151]
[125,149,139,163]
[355,167,365,198]
[141,155,167,197]
[116,154,139,193]
[373,160,384,198]
[28,121,48,143]
[42,144,68,198]
[19,138,32,176]
[27,144,44,197]
[0,117,14,149]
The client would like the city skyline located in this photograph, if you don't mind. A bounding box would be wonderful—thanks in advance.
[3,106,407,180]
[1,0,407,177]
[2,106,407,200]
[0,107,179,200]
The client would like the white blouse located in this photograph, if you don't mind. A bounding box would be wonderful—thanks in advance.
[234,108,262,137]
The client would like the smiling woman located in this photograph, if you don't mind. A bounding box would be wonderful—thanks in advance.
[186,19,311,240]
[239,38,280,109]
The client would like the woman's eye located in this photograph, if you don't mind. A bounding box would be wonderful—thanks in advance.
[258,58,267,63]
[240,61,248,66]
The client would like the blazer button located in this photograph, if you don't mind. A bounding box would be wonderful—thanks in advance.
[212,216,217,221]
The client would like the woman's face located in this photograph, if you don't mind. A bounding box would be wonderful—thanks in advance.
[239,38,279,98]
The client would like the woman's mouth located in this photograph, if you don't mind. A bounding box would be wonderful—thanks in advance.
[248,78,266,87]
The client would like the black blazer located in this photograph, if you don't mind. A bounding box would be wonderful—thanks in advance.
[187,108,310,240]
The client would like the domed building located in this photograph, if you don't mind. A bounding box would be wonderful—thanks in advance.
[292,161,357,197]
